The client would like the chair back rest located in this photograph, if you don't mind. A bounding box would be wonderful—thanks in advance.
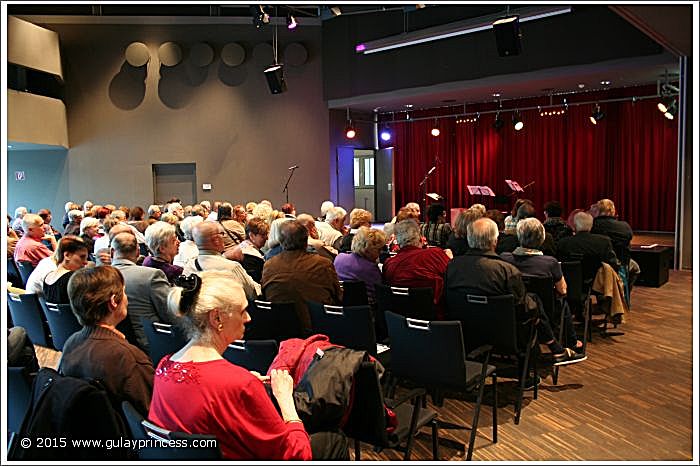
[7,258,23,288]
[15,260,36,286]
[445,292,523,355]
[342,361,388,446]
[39,299,82,351]
[8,366,33,434]
[244,299,303,342]
[339,280,369,307]
[385,311,467,391]
[521,275,555,321]
[7,293,53,348]
[140,318,188,367]
[560,260,583,298]
[562,253,602,288]
[375,283,435,323]
[307,302,377,356]
[141,420,222,459]
[223,339,279,374]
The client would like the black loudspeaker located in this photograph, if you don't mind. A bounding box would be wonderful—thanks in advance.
[263,64,287,94]
[493,16,521,57]
[630,246,673,287]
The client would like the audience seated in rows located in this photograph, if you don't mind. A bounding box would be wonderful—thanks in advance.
[557,212,620,270]
[42,236,89,305]
[497,202,556,257]
[383,219,451,318]
[15,213,56,267]
[111,232,174,352]
[262,220,342,332]
[149,271,347,460]
[334,226,386,304]
[184,221,260,300]
[420,203,453,249]
[446,218,586,365]
[143,221,183,284]
[60,265,154,416]
[501,218,581,351]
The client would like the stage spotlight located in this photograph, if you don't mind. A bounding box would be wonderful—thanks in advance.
[589,105,605,125]
[664,99,678,120]
[287,13,297,29]
[431,127,440,137]
[345,108,356,138]
[380,128,392,141]
[657,95,674,114]
[251,5,269,28]
[512,111,524,131]
[493,112,504,130]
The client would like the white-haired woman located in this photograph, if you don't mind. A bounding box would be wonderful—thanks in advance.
[148,271,313,460]
[79,216,101,257]
[173,215,203,268]
[263,217,293,260]
[334,226,385,304]
[143,221,182,284]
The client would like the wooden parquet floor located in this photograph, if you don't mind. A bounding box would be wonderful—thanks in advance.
[34,271,694,461]
[356,270,694,461]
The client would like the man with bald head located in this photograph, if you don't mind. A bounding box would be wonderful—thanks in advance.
[111,232,173,353]
[182,221,261,300]
[297,213,337,260]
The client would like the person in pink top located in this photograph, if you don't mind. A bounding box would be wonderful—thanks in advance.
[148,270,348,460]
[14,213,57,267]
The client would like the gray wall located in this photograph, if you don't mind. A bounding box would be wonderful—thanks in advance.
[15,22,329,216]
[7,149,70,230]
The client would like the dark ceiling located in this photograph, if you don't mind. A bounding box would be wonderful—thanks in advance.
[9,4,690,113]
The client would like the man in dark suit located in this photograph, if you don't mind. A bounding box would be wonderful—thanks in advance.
[111,232,173,353]
[557,211,620,270]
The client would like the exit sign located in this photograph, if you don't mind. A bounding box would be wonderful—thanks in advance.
[15,171,25,181]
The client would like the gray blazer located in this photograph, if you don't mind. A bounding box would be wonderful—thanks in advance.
[112,258,173,353]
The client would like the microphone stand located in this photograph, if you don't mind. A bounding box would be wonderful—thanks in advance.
[282,167,297,204]
[418,166,436,223]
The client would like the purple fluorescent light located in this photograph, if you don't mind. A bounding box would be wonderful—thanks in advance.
[355,44,366,52]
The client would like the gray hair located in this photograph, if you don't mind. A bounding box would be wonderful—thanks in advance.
[167,202,183,214]
[351,227,386,259]
[148,204,161,217]
[574,211,594,233]
[180,215,204,240]
[110,209,126,221]
[325,206,347,223]
[320,200,335,216]
[68,209,84,222]
[111,231,139,258]
[21,213,42,233]
[145,221,177,256]
[266,217,293,249]
[516,217,545,249]
[454,208,483,238]
[168,270,247,342]
[469,203,486,216]
[394,220,421,249]
[467,218,499,250]
[79,216,100,236]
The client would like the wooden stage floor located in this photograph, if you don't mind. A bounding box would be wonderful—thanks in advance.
[34,270,694,461]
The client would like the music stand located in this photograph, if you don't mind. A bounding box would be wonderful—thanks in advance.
[467,185,495,207]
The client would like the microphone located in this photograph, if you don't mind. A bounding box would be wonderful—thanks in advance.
[288,165,299,170]
[427,166,436,175]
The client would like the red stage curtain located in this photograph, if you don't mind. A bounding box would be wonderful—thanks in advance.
[390,96,678,232]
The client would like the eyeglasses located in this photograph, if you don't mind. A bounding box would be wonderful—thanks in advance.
[217,231,226,236]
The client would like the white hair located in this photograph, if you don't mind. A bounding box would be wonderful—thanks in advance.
[68,209,84,221]
[320,201,335,216]
[180,215,204,240]
[21,213,43,233]
[266,217,293,249]
[145,221,177,256]
[79,216,100,235]
[325,206,347,223]
[110,209,126,221]
[14,207,27,218]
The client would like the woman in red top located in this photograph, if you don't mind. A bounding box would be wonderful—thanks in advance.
[148,270,312,460]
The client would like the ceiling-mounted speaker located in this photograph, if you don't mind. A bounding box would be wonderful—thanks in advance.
[263,64,287,94]
[493,15,521,57]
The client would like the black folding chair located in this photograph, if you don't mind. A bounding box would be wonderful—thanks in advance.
[140,318,188,367]
[223,339,278,374]
[307,302,379,356]
[343,360,439,460]
[15,260,36,288]
[39,299,82,351]
[374,284,435,341]
[244,299,304,342]
[445,292,537,425]
[7,293,53,348]
[339,280,369,307]
[385,312,497,460]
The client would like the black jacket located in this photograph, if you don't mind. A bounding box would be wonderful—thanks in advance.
[591,216,633,264]
[557,232,620,271]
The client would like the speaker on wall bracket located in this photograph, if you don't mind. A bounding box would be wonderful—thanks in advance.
[493,15,522,57]
[263,64,286,94]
